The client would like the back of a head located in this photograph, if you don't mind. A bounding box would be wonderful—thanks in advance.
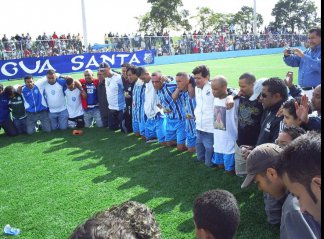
[193,189,240,239]
[103,201,161,239]
[69,213,136,239]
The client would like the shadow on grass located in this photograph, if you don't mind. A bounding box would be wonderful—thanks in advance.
[0,128,279,238]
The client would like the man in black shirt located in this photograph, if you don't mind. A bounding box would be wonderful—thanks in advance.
[234,73,264,176]
[121,63,133,133]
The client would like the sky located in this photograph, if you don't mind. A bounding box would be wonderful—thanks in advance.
[0,0,321,45]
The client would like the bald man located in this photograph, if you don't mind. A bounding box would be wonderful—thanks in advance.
[211,76,238,175]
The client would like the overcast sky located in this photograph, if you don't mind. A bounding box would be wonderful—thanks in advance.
[0,0,321,44]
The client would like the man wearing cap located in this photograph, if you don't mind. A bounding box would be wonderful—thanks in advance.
[241,77,288,226]
[229,73,264,176]
[241,143,320,239]
[99,62,127,132]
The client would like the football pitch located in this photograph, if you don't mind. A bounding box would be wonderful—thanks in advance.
[0,54,295,238]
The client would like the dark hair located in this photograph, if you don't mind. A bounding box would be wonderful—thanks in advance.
[192,65,210,78]
[0,83,3,91]
[4,86,15,96]
[282,98,312,119]
[176,72,189,79]
[309,28,321,37]
[69,213,136,239]
[121,63,131,68]
[193,189,240,239]
[136,67,147,77]
[66,77,74,86]
[262,77,288,101]
[126,65,137,75]
[46,69,56,75]
[239,72,256,84]
[70,201,160,239]
[281,126,306,140]
[276,131,321,203]
[24,75,33,82]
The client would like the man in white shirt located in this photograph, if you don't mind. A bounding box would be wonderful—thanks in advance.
[137,67,166,145]
[211,76,238,174]
[193,65,214,167]
[65,77,84,128]
[99,62,128,133]
[43,69,69,130]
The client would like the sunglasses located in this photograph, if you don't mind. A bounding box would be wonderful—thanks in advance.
[261,93,268,98]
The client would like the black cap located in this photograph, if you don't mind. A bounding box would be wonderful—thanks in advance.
[99,62,110,70]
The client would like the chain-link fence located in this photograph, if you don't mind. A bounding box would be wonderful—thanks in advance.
[0,34,308,60]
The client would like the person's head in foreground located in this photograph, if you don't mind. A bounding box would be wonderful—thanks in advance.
[70,201,161,239]
[241,143,286,200]
[193,189,240,239]
[276,131,321,223]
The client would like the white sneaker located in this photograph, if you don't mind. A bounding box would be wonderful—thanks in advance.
[146,138,158,143]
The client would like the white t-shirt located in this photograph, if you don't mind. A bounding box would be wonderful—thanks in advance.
[213,97,238,154]
[43,78,66,113]
[65,88,84,118]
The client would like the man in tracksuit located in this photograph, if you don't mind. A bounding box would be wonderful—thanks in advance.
[21,75,52,134]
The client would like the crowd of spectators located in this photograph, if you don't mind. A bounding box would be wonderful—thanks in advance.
[0,32,84,60]
[1,26,308,60]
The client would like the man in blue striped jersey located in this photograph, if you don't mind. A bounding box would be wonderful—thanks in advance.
[127,65,146,140]
[152,72,187,151]
[172,72,196,153]
[137,67,166,145]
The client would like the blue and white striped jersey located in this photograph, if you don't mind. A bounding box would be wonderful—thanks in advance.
[156,83,186,120]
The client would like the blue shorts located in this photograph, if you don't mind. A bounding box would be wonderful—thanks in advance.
[186,132,196,148]
[132,120,140,134]
[165,118,186,145]
[212,153,235,171]
[145,117,166,143]
[139,121,146,136]
[186,119,196,148]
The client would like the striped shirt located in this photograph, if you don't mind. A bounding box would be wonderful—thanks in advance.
[132,80,146,122]
[180,91,196,134]
[156,83,185,120]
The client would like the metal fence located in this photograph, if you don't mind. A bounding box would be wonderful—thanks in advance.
[0,34,307,60]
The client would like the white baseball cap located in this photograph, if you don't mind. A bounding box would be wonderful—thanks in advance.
[249,78,267,101]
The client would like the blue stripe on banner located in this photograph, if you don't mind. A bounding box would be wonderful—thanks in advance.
[0,50,155,80]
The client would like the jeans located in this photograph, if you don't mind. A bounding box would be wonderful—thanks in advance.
[0,119,17,136]
[13,117,27,134]
[84,107,103,128]
[196,130,214,166]
[26,110,52,134]
[48,109,69,130]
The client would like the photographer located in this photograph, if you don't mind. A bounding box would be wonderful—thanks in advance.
[283,28,321,99]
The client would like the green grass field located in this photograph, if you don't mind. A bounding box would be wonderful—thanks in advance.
[0,54,295,238]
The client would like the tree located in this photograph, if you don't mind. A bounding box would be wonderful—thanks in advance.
[208,13,235,32]
[271,0,320,33]
[233,6,263,33]
[191,7,214,30]
[136,0,192,34]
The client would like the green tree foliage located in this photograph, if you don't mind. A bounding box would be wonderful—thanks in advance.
[136,0,191,34]
[233,6,263,33]
[192,7,234,32]
[271,0,320,33]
